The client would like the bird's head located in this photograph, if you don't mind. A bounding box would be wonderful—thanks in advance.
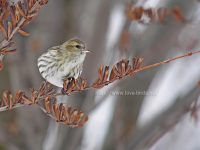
[61,38,90,55]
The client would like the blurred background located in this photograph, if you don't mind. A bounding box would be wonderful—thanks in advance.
[1,0,200,150]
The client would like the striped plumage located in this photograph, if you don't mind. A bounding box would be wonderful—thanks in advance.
[37,39,89,87]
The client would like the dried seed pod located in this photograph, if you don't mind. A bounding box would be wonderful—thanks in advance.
[7,21,12,38]
[39,0,48,5]
[62,106,88,128]
[14,91,24,104]
[15,9,21,22]
[102,66,109,83]
[28,0,35,9]
[109,67,117,81]
[21,95,33,105]
[53,103,60,121]
[126,4,186,23]
[16,2,26,18]
[18,29,29,36]
[63,78,77,94]
[93,66,111,88]
[76,77,88,91]
[0,22,7,37]
[44,97,51,113]
[172,6,185,22]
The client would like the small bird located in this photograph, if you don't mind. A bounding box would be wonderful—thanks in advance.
[37,38,90,87]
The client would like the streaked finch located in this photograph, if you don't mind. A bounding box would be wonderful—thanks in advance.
[37,38,89,87]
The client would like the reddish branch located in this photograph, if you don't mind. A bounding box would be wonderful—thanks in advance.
[0,82,88,128]
[61,50,200,95]
[0,0,48,71]
[0,50,199,128]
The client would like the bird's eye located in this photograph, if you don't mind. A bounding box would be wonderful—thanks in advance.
[75,45,81,49]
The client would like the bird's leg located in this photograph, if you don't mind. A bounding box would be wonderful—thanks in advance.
[61,77,75,95]
[61,87,67,95]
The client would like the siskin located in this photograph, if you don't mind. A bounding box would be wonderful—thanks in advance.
[37,38,90,87]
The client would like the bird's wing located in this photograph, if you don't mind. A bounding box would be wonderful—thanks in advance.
[48,46,60,51]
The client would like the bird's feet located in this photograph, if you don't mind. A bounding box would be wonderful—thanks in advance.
[61,87,68,95]
[61,77,75,95]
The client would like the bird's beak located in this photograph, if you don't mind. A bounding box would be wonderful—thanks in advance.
[83,49,91,53]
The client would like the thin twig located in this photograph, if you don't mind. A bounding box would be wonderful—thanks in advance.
[134,51,200,73]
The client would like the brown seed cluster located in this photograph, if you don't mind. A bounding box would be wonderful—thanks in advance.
[0,82,88,128]
[63,77,88,95]
[0,0,48,40]
[44,97,88,128]
[0,0,48,70]
[0,82,54,109]
[92,57,143,88]
[63,57,144,94]
[126,4,186,23]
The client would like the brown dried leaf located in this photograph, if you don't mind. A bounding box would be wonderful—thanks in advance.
[10,6,17,26]
[157,8,169,23]
[44,97,51,113]
[15,9,21,22]
[126,4,143,20]
[0,49,16,55]
[98,65,104,83]
[31,91,38,103]
[2,91,10,108]
[112,65,121,78]
[14,91,24,104]
[109,67,117,81]
[8,94,13,110]
[27,12,38,19]
[3,9,10,20]
[130,57,144,76]
[80,79,87,90]
[64,106,71,123]
[172,6,185,22]
[28,0,35,9]
[77,114,88,127]
[39,0,48,5]
[63,106,88,128]
[38,82,46,94]
[63,78,77,94]
[127,4,186,23]
[116,61,124,78]
[132,57,143,71]
[121,61,126,76]
[21,95,33,105]
[93,66,110,88]
[16,2,26,18]
[124,60,132,75]
[18,29,29,36]
[59,104,67,121]
[102,66,109,83]
[7,21,12,38]
[77,77,87,91]
[0,22,7,38]
[63,79,70,91]
[145,8,153,18]
[53,103,60,121]
[58,103,66,121]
